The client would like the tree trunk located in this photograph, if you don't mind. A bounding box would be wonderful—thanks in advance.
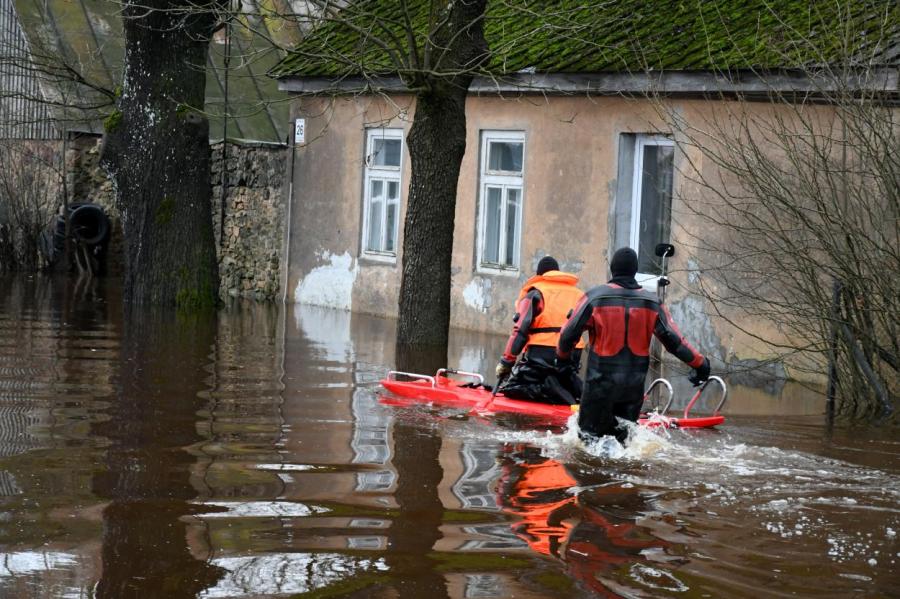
[397,89,468,355]
[100,0,220,307]
[395,0,488,360]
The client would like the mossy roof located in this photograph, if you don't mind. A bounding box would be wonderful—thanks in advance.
[272,0,899,79]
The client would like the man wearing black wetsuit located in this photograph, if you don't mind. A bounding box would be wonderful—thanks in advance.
[557,248,710,442]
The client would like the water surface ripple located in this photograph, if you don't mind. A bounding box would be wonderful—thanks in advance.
[0,275,897,598]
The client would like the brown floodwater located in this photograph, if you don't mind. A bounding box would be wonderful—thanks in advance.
[0,274,897,598]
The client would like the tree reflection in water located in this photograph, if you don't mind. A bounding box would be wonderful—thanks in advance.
[388,343,452,598]
[92,308,224,598]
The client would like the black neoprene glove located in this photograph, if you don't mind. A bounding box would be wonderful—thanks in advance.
[688,357,711,387]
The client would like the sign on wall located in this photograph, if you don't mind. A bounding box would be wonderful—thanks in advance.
[294,118,306,145]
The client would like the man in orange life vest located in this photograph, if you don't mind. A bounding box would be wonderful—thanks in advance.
[495,256,586,405]
[557,247,710,442]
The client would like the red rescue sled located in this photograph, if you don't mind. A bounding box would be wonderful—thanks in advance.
[379,369,727,429]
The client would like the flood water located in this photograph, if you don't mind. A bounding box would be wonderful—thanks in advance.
[0,275,897,598]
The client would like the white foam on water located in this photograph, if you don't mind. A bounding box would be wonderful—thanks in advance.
[628,563,689,592]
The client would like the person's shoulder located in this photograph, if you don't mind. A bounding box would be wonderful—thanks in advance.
[584,284,615,300]
[635,287,660,302]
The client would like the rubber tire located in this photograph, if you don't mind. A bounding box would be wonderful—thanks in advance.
[69,204,110,246]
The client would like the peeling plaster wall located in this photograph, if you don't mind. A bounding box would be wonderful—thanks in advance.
[294,251,358,311]
[284,94,806,376]
[286,96,413,318]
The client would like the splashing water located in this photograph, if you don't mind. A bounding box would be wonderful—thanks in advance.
[489,413,673,461]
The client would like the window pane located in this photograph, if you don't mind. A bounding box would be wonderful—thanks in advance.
[483,186,502,264]
[387,180,399,200]
[385,203,397,253]
[371,137,401,167]
[366,180,384,252]
[488,141,523,173]
[504,188,520,266]
[637,144,674,274]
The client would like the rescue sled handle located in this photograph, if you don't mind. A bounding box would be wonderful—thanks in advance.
[436,368,485,385]
[643,378,674,413]
[384,369,486,388]
[386,371,436,387]
[683,376,728,419]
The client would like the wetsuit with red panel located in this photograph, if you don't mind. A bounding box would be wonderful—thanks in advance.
[557,281,706,441]
[499,270,585,404]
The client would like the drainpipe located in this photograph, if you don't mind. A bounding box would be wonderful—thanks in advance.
[61,127,70,271]
[280,120,297,304]
[219,10,231,245]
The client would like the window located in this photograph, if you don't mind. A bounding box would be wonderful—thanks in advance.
[478,131,524,271]
[362,129,403,257]
[615,134,674,287]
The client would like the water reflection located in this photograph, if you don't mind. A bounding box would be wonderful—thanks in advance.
[91,308,225,598]
[0,276,897,598]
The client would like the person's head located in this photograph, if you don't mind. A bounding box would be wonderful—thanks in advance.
[536,255,560,275]
[610,247,639,278]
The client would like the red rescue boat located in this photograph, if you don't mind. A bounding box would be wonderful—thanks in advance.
[379,369,727,429]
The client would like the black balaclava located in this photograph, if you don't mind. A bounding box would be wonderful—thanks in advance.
[609,248,641,289]
[536,256,560,275]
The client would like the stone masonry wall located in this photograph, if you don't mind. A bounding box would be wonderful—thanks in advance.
[211,141,287,301]
[67,133,122,275]
[66,135,287,301]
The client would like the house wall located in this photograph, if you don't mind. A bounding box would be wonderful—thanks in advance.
[285,94,794,377]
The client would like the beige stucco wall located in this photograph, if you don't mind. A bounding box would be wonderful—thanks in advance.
[284,94,797,377]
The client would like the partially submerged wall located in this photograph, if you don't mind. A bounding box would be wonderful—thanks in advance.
[211,141,287,301]
[66,135,287,300]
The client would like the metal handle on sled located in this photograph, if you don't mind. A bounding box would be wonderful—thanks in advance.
[643,378,674,414]
[387,370,436,387]
[683,376,728,418]
[436,368,485,385]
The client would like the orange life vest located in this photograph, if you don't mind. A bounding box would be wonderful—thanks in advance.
[517,270,586,351]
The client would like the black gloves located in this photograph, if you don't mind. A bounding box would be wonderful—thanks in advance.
[688,357,711,386]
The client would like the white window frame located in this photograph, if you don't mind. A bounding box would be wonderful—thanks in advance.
[629,134,674,290]
[476,130,525,274]
[361,128,404,261]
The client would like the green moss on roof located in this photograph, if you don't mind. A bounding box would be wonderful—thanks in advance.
[272,0,899,79]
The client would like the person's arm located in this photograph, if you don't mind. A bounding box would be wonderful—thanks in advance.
[501,289,543,364]
[654,303,709,382]
[557,294,592,361]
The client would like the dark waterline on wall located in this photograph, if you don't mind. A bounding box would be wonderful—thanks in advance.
[0,274,896,598]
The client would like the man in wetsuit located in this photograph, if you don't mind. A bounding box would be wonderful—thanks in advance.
[495,256,585,405]
[557,247,710,441]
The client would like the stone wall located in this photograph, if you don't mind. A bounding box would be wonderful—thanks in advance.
[67,133,122,275]
[66,135,288,301]
[211,141,288,301]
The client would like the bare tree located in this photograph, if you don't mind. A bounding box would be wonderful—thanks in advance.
[0,141,61,271]
[651,5,898,419]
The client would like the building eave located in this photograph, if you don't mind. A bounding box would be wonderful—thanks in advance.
[278,68,900,101]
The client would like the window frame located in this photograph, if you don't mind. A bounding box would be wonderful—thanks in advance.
[361,128,404,261]
[629,134,675,289]
[476,130,525,274]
